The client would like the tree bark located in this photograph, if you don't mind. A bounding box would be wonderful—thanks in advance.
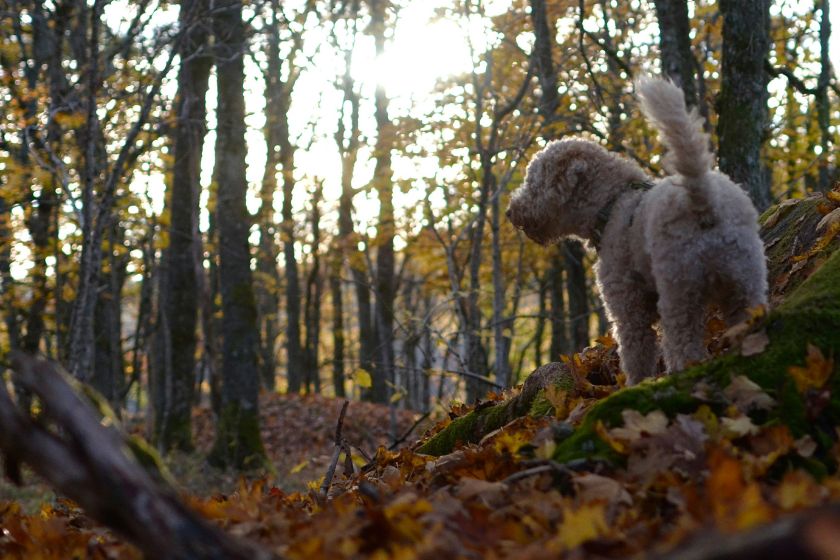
[652,0,698,107]
[371,0,396,405]
[814,0,832,192]
[155,0,212,450]
[565,240,590,351]
[303,184,324,394]
[332,11,376,397]
[209,0,266,469]
[718,0,772,211]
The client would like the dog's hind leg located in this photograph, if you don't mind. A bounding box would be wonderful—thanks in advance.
[718,241,769,326]
[602,283,659,385]
[656,273,709,373]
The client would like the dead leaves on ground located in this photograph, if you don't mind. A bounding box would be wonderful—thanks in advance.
[3,337,839,559]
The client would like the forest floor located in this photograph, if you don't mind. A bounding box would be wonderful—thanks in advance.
[0,392,422,513]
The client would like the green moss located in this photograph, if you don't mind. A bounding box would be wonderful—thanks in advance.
[418,364,577,456]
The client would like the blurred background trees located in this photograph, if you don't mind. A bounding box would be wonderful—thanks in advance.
[0,0,836,463]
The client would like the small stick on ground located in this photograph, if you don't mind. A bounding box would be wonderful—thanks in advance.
[388,411,431,451]
[319,400,349,499]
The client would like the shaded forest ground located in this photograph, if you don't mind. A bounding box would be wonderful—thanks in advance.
[0,393,420,512]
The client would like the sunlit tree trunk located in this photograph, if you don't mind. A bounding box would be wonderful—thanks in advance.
[332,7,375,398]
[208,0,266,469]
[370,0,396,405]
[718,0,772,210]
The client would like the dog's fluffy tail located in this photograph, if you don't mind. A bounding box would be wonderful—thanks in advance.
[637,77,717,218]
[637,77,713,179]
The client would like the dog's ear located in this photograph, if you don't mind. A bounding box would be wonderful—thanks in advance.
[564,159,588,186]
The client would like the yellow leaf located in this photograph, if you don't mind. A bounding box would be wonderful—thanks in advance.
[289,459,309,474]
[554,502,608,551]
[389,391,404,404]
[788,344,834,392]
[353,368,372,389]
[595,420,627,454]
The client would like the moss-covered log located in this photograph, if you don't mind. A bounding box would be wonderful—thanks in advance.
[417,363,576,455]
[418,191,840,460]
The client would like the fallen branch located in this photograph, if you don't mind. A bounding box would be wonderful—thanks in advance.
[0,353,276,560]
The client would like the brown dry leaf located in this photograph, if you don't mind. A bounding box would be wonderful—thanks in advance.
[707,447,774,532]
[574,474,632,508]
[740,331,770,357]
[723,375,776,412]
[721,415,759,438]
[788,344,834,393]
[816,207,840,232]
[609,409,669,441]
[455,478,507,507]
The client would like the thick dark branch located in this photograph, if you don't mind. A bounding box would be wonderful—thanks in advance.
[0,353,277,560]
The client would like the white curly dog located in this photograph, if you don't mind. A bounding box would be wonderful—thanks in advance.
[506,78,768,385]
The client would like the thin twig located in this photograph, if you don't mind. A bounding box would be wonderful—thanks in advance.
[388,411,432,451]
[319,400,349,499]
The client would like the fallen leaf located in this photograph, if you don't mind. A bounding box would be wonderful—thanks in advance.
[741,331,770,357]
[609,409,669,441]
[724,375,776,412]
[788,344,834,392]
[574,474,632,508]
[553,502,609,551]
[721,415,759,438]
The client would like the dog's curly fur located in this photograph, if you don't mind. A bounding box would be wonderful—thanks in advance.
[507,78,768,385]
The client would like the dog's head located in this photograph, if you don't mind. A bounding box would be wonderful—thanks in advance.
[506,139,605,245]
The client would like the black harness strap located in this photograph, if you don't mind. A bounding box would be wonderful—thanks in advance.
[591,180,652,251]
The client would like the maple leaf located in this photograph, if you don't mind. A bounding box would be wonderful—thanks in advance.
[788,344,834,393]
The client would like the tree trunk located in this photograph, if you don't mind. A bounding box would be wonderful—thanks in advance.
[330,265,346,398]
[333,18,375,397]
[371,0,396,405]
[303,184,324,394]
[652,0,698,107]
[155,0,212,450]
[565,240,590,351]
[208,0,266,469]
[718,0,772,211]
[255,2,285,392]
[815,0,832,192]
[549,248,569,358]
[91,226,127,408]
